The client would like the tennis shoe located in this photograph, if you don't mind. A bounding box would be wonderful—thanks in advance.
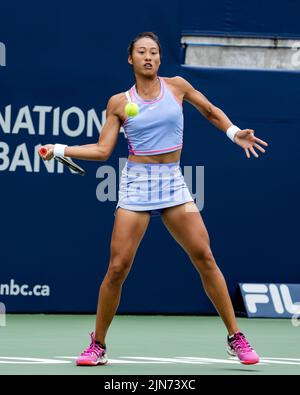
[76,332,107,366]
[227,331,259,365]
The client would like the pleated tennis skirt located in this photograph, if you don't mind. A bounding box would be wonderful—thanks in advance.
[115,160,194,216]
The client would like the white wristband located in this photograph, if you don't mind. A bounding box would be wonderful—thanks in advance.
[53,144,67,157]
[226,125,241,143]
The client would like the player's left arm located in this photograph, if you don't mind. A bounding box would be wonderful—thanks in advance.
[174,76,268,158]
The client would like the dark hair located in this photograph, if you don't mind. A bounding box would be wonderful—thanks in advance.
[128,32,162,59]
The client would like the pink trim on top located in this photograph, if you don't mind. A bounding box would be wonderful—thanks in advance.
[122,124,135,154]
[130,86,135,102]
[132,144,182,154]
[132,77,165,105]
[122,89,135,126]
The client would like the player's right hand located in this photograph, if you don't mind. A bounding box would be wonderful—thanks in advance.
[39,144,54,161]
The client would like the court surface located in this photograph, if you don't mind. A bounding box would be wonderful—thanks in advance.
[1,314,299,375]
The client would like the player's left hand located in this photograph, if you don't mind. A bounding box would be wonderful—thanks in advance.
[234,129,268,158]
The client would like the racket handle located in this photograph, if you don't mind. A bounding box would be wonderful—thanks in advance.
[39,147,48,156]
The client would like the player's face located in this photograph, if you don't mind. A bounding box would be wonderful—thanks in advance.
[128,38,161,77]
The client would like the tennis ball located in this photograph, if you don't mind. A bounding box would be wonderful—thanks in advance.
[125,102,139,117]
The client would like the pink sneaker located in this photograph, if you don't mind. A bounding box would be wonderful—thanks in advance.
[227,332,259,365]
[76,332,108,366]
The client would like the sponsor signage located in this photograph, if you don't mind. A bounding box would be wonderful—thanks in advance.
[239,283,300,318]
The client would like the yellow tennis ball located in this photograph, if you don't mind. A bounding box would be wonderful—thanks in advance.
[125,102,139,117]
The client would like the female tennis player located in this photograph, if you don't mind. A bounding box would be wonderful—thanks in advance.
[40,32,268,366]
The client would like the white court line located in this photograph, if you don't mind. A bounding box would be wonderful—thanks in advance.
[55,356,169,364]
[57,355,300,365]
[259,359,300,365]
[0,355,298,366]
[0,357,70,364]
[121,356,209,364]
[260,357,300,361]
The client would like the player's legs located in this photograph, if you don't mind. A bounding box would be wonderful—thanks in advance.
[161,202,238,335]
[95,208,150,345]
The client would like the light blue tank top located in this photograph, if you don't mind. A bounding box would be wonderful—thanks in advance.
[123,77,183,156]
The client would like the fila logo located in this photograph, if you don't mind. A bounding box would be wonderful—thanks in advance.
[241,283,300,316]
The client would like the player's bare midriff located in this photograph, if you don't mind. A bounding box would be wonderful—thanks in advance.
[128,148,182,164]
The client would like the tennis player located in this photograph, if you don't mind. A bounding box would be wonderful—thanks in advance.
[40,32,268,366]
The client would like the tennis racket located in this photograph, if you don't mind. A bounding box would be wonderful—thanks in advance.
[39,147,86,176]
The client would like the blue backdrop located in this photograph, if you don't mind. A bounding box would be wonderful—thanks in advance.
[181,0,300,38]
[0,0,299,313]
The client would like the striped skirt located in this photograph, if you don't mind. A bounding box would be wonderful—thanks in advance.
[115,160,194,216]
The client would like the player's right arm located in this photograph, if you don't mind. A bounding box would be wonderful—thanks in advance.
[40,94,123,161]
